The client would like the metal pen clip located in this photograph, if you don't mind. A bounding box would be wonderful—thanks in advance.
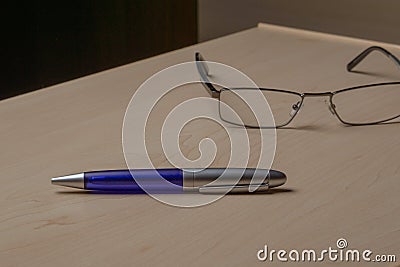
[199,183,269,194]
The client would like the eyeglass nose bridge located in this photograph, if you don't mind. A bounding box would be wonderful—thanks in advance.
[301,92,333,97]
[298,91,337,116]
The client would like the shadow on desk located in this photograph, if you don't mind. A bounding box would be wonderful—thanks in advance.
[55,188,295,195]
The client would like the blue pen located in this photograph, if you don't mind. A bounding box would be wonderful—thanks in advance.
[51,168,286,193]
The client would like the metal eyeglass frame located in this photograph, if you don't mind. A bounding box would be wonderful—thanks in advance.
[195,46,400,128]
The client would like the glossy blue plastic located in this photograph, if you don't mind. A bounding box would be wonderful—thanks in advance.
[84,169,183,192]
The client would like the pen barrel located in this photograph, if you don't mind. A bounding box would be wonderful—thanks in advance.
[84,169,183,192]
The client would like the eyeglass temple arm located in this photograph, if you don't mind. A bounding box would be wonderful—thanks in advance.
[195,52,220,98]
[347,46,400,72]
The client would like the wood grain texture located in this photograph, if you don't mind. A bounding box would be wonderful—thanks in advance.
[0,24,399,266]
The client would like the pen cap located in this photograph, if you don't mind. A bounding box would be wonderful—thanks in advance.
[268,170,287,188]
[183,168,286,188]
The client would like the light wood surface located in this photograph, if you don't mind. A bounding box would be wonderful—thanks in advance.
[1,23,399,266]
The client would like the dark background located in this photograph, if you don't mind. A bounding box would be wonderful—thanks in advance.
[2,1,197,100]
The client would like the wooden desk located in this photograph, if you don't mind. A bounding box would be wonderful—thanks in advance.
[1,24,399,266]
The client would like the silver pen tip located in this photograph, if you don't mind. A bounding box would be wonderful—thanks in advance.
[51,173,85,189]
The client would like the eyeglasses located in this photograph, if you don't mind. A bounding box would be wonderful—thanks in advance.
[195,46,400,128]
